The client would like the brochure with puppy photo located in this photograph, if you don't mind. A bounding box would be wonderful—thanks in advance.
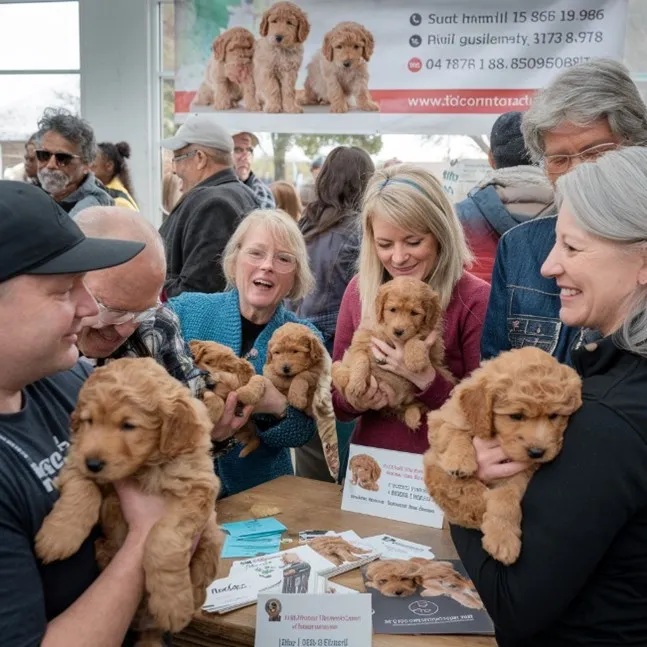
[300,530,381,577]
[361,558,494,635]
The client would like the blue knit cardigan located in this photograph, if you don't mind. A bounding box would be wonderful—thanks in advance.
[169,289,319,496]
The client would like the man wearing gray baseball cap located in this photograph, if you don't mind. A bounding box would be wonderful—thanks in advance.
[159,114,258,296]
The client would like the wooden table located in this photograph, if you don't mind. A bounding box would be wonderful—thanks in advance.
[176,476,497,647]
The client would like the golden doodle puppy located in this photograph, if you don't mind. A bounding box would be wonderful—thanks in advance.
[254,1,310,113]
[264,322,340,479]
[302,21,378,113]
[34,358,221,646]
[424,346,582,564]
[190,340,265,458]
[366,559,483,609]
[307,535,372,566]
[332,276,452,431]
[193,27,260,111]
[348,453,381,491]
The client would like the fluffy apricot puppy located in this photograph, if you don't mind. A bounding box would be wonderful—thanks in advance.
[332,276,452,431]
[193,27,260,111]
[365,559,422,597]
[348,453,381,491]
[424,346,582,564]
[190,340,265,458]
[411,558,484,609]
[302,21,378,112]
[34,358,221,645]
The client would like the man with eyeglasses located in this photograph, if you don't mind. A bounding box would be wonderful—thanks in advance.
[232,131,276,209]
[481,59,647,365]
[159,115,258,297]
[35,107,114,217]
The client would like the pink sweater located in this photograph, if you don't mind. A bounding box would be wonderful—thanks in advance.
[332,272,490,454]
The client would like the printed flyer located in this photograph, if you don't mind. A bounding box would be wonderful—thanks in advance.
[341,444,444,528]
[174,0,627,133]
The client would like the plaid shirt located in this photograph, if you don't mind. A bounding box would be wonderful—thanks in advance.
[91,305,236,457]
[245,171,276,209]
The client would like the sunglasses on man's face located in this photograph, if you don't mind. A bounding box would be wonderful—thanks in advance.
[35,150,81,166]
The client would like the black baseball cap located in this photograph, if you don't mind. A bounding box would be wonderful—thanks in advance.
[0,181,145,284]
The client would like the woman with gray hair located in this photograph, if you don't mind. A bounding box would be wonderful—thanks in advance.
[454,146,647,646]
[168,209,320,496]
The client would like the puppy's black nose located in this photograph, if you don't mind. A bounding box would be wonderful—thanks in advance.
[85,458,105,473]
[393,328,404,337]
[275,34,284,42]
[395,590,403,596]
[527,447,545,459]
[343,60,352,68]
[281,364,291,375]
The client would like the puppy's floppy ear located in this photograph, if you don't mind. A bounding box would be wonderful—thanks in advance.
[423,290,440,332]
[159,389,210,458]
[189,340,207,363]
[557,367,583,414]
[360,26,375,61]
[213,33,228,62]
[70,409,82,436]
[374,284,390,324]
[307,333,324,365]
[296,9,310,43]
[458,375,494,439]
[259,10,270,37]
[372,460,381,481]
[322,32,334,62]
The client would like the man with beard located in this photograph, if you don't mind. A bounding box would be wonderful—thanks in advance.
[35,108,113,216]
[232,131,274,208]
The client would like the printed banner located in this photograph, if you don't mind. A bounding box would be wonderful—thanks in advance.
[174,0,627,134]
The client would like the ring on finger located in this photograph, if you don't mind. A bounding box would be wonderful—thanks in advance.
[375,354,387,365]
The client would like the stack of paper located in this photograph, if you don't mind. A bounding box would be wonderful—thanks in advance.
[220,517,286,559]
[362,534,436,560]
[303,530,381,577]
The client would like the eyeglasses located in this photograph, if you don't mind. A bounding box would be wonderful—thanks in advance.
[35,149,81,166]
[241,247,297,273]
[172,150,199,164]
[94,298,163,327]
[234,146,254,155]
[543,142,620,174]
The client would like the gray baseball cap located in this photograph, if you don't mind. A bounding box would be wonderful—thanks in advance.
[161,114,233,153]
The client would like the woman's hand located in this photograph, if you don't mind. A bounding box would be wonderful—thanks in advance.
[253,377,289,417]
[473,437,530,484]
[114,479,167,543]
[371,331,438,391]
[345,375,394,412]
[210,392,254,441]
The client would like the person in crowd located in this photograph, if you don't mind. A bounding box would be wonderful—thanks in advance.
[294,146,375,482]
[455,111,554,283]
[159,115,258,297]
[332,164,490,454]
[168,209,319,497]
[269,180,302,221]
[35,107,114,216]
[482,59,647,363]
[23,132,41,185]
[232,131,275,209]
[299,156,323,207]
[91,141,139,210]
[162,172,182,221]
[0,180,177,647]
[455,146,647,647]
[382,157,403,168]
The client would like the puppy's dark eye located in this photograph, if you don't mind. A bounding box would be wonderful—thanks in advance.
[411,311,420,317]
[287,20,294,26]
[354,44,360,49]
[548,413,559,420]
[509,413,525,421]
[121,421,136,431]
[377,579,387,585]
[335,44,343,49]
[389,307,396,312]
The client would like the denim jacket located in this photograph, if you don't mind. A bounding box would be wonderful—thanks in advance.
[481,215,582,365]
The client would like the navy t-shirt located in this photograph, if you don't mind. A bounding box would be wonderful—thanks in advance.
[0,361,137,646]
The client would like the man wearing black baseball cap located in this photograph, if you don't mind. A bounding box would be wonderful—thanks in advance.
[0,182,168,647]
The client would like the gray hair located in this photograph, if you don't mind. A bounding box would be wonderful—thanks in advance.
[557,146,647,357]
[522,59,647,162]
[37,107,97,164]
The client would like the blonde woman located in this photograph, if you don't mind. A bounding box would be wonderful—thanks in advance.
[169,209,319,496]
[332,164,490,454]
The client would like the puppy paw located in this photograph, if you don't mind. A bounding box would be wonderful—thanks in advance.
[288,392,308,410]
[264,103,282,113]
[330,102,349,114]
[147,590,194,633]
[284,103,303,114]
[359,100,379,112]
[437,451,478,479]
[346,378,368,402]
[35,523,86,563]
[403,407,422,430]
[481,524,521,565]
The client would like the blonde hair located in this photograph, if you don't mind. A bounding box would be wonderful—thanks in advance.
[270,181,303,221]
[358,163,472,322]
[222,209,315,301]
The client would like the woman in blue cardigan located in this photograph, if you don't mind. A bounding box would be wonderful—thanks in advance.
[169,208,320,496]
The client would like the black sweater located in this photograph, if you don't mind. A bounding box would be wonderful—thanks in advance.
[159,168,258,297]
[452,337,647,646]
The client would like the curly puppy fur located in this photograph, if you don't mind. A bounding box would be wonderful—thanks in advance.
[423,346,582,564]
[263,322,340,479]
[190,340,265,458]
[349,453,381,491]
[302,21,378,113]
[192,27,260,111]
[307,535,372,566]
[34,358,221,645]
[254,1,310,113]
[331,276,453,431]
[365,559,483,609]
